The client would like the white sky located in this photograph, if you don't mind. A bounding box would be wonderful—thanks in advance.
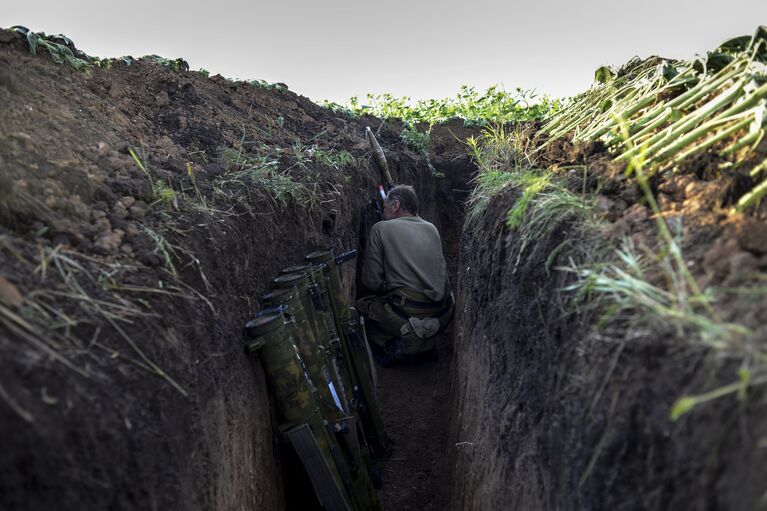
[3,1,766,103]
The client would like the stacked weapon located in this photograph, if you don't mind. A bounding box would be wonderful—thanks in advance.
[244,249,391,511]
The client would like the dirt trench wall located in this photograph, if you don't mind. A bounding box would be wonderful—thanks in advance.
[0,32,466,510]
[450,185,767,510]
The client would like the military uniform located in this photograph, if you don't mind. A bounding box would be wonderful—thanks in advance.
[357,216,453,358]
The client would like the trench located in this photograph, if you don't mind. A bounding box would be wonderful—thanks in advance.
[367,151,470,511]
[275,130,474,511]
[0,39,484,510]
[3,33,765,511]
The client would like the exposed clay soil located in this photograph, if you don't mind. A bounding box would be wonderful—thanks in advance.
[375,333,452,511]
[4,25,767,511]
[0,30,471,510]
[451,135,767,510]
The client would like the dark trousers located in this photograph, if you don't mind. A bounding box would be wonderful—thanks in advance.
[356,290,454,355]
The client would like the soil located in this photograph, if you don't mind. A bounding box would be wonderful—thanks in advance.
[371,127,471,511]
[375,334,452,511]
[0,30,471,510]
[451,133,767,510]
[3,24,767,511]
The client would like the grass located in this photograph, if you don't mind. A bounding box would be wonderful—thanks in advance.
[213,136,362,212]
[0,244,189,396]
[212,143,322,210]
[130,140,333,215]
[511,180,604,267]
[128,148,179,208]
[563,240,748,348]
[464,124,537,230]
[399,123,441,177]
[506,173,553,230]
[311,147,356,170]
[464,102,763,421]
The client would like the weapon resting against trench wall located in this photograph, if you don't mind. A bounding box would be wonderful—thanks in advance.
[365,127,394,219]
[244,248,390,511]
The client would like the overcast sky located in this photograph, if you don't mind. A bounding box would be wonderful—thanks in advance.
[3,1,766,104]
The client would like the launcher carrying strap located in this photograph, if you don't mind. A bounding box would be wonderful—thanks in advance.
[284,423,353,511]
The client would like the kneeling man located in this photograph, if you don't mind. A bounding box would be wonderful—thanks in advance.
[357,185,454,365]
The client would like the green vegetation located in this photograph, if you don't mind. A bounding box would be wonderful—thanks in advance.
[670,368,763,421]
[464,124,536,229]
[465,124,603,269]
[128,149,178,207]
[249,79,288,91]
[465,28,767,421]
[311,147,356,170]
[505,173,553,230]
[140,55,190,71]
[11,26,90,71]
[565,240,747,349]
[214,145,310,207]
[399,123,441,177]
[733,156,767,212]
[213,140,357,211]
[129,139,354,215]
[541,25,767,202]
[400,123,431,153]
[331,85,559,126]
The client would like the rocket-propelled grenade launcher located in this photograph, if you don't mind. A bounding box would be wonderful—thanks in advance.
[365,127,394,220]
[244,248,388,511]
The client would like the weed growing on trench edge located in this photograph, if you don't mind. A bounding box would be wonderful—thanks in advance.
[312,147,356,170]
[562,240,748,347]
[213,144,317,209]
[400,123,431,153]
[251,167,310,205]
[152,181,178,207]
[508,175,606,276]
[140,55,189,71]
[249,79,288,92]
[128,148,178,208]
[0,244,191,397]
[400,123,442,177]
[220,146,246,166]
[10,26,91,71]
[319,100,359,118]
[464,124,537,230]
[506,172,553,230]
[560,117,765,421]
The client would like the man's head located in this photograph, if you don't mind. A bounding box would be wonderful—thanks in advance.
[383,185,419,220]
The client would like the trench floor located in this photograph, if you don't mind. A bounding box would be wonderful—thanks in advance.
[375,332,453,510]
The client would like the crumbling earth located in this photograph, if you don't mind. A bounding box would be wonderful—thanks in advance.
[0,30,468,510]
[2,25,767,511]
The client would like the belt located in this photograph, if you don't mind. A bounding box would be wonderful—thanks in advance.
[387,293,444,311]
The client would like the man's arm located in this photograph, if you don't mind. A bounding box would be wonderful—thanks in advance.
[362,226,386,293]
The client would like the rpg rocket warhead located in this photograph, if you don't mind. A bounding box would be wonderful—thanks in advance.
[365,127,394,190]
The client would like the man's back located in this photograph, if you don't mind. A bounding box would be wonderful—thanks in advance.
[362,216,448,302]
